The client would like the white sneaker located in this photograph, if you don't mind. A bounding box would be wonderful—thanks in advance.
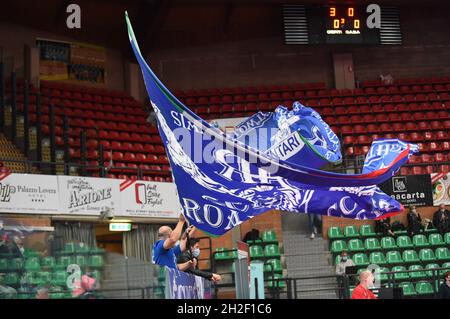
[310,233,315,239]
[313,227,318,234]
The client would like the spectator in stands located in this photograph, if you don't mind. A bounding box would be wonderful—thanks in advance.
[375,217,395,237]
[335,251,355,299]
[35,287,49,299]
[336,251,355,276]
[10,236,25,257]
[351,270,377,299]
[308,214,322,239]
[438,271,450,299]
[0,233,10,255]
[177,238,222,283]
[380,74,394,85]
[72,268,100,299]
[433,204,449,236]
[407,205,423,236]
[152,214,195,269]
[42,234,63,257]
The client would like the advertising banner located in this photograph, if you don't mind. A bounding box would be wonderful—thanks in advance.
[119,179,180,218]
[0,173,59,214]
[431,173,450,206]
[58,176,120,215]
[165,266,210,299]
[379,174,433,207]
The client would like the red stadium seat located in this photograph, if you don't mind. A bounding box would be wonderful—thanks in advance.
[400,167,410,175]
[341,126,353,134]
[429,142,441,152]
[376,114,388,122]
[367,124,379,133]
[424,165,435,174]
[338,116,350,125]
[384,104,396,113]
[343,136,355,145]
[363,114,376,123]
[418,122,430,131]
[392,123,405,132]
[434,153,446,162]
[396,104,410,112]
[354,125,366,134]
[357,135,371,145]
[350,115,364,123]
[412,166,424,175]
[409,132,424,142]
[407,156,421,164]
[380,124,392,132]
[405,122,418,131]
[442,141,450,151]
[424,131,435,141]
[397,133,410,141]
[372,105,384,113]
[438,165,450,174]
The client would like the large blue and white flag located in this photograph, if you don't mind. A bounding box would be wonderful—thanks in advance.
[126,13,418,236]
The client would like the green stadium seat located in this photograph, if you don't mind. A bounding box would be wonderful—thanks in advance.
[25,257,41,271]
[440,262,450,275]
[392,266,409,280]
[335,254,351,265]
[415,281,434,295]
[419,248,436,262]
[42,256,56,269]
[74,255,87,267]
[328,226,344,239]
[249,245,264,259]
[0,258,7,271]
[369,252,386,265]
[397,236,413,248]
[398,282,416,296]
[49,292,65,299]
[63,242,76,254]
[228,249,238,260]
[89,255,104,268]
[364,238,381,250]
[268,274,285,289]
[4,272,20,286]
[428,233,445,246]
[381,237,397,249]
[264,259,282,273]
[352,253,369,266]
[214,248,229,260]
[425,263,440,278]
[444,232,450,244]
[403,250,420,263]
[409,265,426,279]
[412,234,429,247]
[52,271,68,286]
[264,244,281,258]
[8,258,24,271]
[23,249,39,258]
[375,267,390,281]
[386,251,403,264]
[360,224,376,237]
[37,271,52,285]
[344,226,359,238]
[331,240,347,253]
[58,255,74,267]
[262,230,278,243]
[435,247,450,261]
[75,242,90,254]
[348,239,365,252]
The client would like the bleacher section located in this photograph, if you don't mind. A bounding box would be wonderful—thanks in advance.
[0,133,38,173]
[0,242,105,299]
[3,76,449,180]
[328,225,450,297]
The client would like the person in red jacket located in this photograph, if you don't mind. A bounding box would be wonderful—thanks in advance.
[351,270,377,299]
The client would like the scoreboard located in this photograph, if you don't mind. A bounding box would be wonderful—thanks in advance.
[284,5,401,45]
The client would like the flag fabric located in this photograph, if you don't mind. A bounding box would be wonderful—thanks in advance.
[126,13,418,236]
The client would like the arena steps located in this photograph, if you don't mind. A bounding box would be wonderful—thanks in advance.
[99,253,156,299]
[282,213,338,299]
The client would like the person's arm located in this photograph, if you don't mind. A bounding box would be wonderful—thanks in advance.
[179,226,195,253]
[163,214,186,250]
[177,260,194,272]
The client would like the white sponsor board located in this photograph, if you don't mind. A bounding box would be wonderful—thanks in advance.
[0,173,59,214]
[58,176,120,215]
[431,173,450,206]
[119,179,180,218]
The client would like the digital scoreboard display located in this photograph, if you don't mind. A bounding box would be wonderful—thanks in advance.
[324,6,364,43]
[283,4,401,45]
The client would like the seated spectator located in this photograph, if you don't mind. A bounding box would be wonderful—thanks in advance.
[438,271,450,299]
[72,269,100,299]
[380,74,394,85]
[152,214,195,269]
[375,217,395,237]
[10,236,25,258]
[0,233,10,256]
[177,238,221,283]
[433,204,449,236]
[335,251,355,299]
[351,270,377,299]
[335,251,355,276]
